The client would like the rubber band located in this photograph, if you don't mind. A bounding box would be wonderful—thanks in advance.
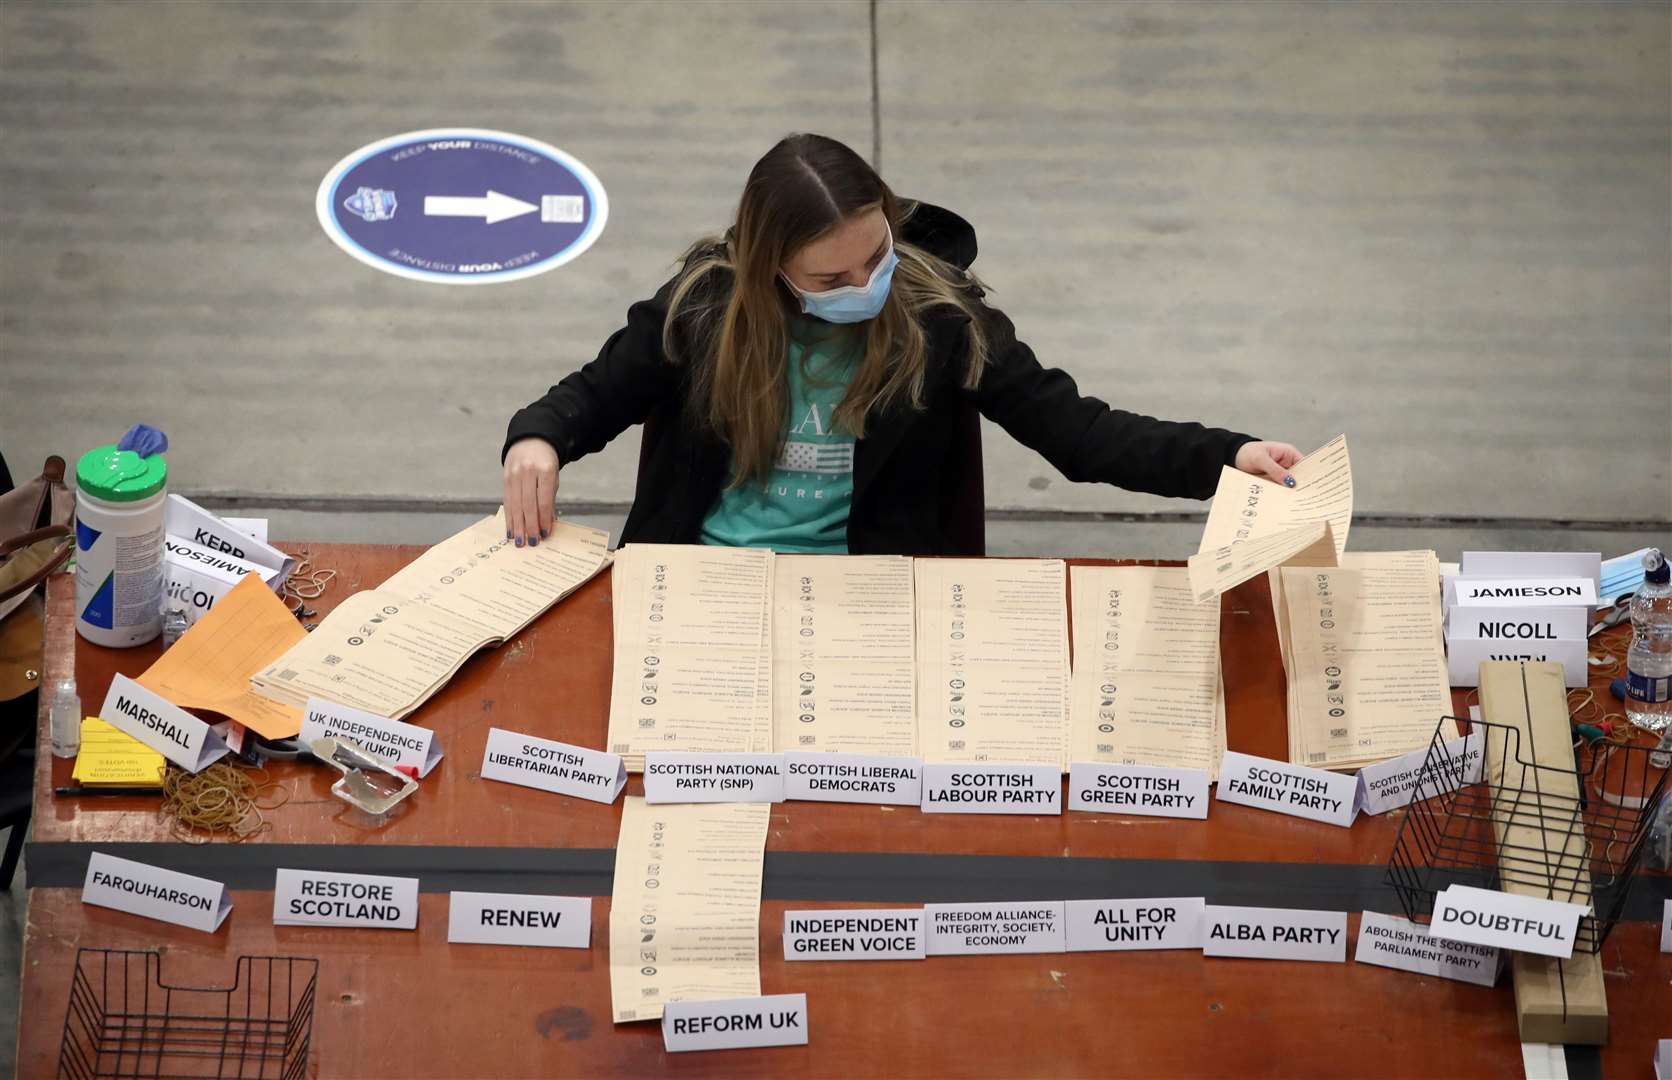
[159,762,285,843]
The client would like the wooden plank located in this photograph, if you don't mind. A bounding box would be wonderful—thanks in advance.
[1479,660,1608,1045]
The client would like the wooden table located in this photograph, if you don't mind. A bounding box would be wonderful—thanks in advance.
[18,545,1671,1077]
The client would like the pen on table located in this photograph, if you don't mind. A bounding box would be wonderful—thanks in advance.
[54,786,162,798]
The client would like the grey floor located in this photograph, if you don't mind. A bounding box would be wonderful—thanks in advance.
[1,0,1669,1071]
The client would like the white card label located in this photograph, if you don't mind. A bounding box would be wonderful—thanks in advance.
[163,535,281,630]
[1446,605,1588,642]
[1451,576,1597,608]
[480,727,625,804]
[302,697,443,778]
[1354,911,1500,985]
[782,752,922,805]
[924,901,1066,955]
[1657,1039,1671,1080]
[920,763,1062,815]
[1356,732,1485,816]
[1068,763,1210,818]
[164,493,295,579]
[1064,897,1205,952]
[272,868,418,929]
[1661,899,1671,953]
[783,908,925,961]
[82,852,231,933]
[1428,885,1587,959]
[1445,636,1588,688]
[662,994,809,1052]
[1203,905,1348,962]
[642,752,784,803]
[1214,751,1358,827]
[98,673,229,772]
[446,891,591,948]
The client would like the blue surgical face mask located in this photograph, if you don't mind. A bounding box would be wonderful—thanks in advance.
[783,234,899,324]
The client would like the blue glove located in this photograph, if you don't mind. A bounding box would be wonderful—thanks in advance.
[116,423,169,457]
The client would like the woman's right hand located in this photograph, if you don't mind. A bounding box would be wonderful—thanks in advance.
[503,437,560,546]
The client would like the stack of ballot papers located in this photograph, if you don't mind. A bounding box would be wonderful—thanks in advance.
[252,513,611,721]
[771,554,917,756]
[606,544,774,771]
[72,717,166,788]
[1278,550,1456,769]
[609,797,770,1023]
[914,558,1070,769]
[1068,565,1227,779]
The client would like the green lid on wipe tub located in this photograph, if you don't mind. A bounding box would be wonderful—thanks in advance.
[76,424,169,502]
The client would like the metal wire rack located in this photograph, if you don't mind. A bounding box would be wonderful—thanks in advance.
[57,949,316,1079]
[1387,714,1669,953]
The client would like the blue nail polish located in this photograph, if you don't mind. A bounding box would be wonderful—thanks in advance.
[529,537,538,547]
[505,530,512,540]
[515,538,523,547]
[540,528,549,539]
[1284,475,1297,488]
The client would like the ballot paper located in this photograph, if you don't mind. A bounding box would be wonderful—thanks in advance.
[606,545,775,771]
[772,554,916,756]
[609,797,770,1024]
[252,513,610,722]
[915,559,1070,769]
[1068,566,1226,779]
[1191,435,1351,606]
[138,574,308,739]
[1280,551,1456,770]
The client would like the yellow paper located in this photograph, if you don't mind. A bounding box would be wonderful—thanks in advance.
[72,717,165,787]
[608,797,769,1024]
[605,544,775,771]
[771,554,916,756]
[1069,566,1227,779]
[915,558,1070,768]
[137,574,307,740]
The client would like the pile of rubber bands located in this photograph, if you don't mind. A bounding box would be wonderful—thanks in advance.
[280,548,337,622]
[159,762,290,843]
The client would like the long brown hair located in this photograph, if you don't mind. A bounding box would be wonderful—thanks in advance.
[661,133,991,486]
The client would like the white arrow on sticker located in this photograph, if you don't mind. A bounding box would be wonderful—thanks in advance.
[423,190,538,225]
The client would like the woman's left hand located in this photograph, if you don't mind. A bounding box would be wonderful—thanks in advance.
[1234,440,1305,486]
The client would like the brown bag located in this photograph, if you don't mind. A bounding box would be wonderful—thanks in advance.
[0,455,74,625]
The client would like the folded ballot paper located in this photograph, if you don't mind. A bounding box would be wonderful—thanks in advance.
[252,513,611,721]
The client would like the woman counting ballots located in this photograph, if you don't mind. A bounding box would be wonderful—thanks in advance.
[502,133,1301,554]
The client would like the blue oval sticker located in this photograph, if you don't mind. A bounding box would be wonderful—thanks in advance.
[315,128,608,285]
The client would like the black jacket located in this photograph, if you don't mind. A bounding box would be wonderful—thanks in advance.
[503,202,1255,555]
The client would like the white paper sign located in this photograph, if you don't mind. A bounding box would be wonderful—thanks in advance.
[165,493,295,580]
[1445,635,1588,688]
[163,535,282,629]
[783,908,925,961]
[782,752,922,805]
[924,901,1066,955]
[1064,897,1205,952]
[920,763,1062,815]
[1202,905,1348,962]
[480,727,625,804]
[1356,732,1485,816]
[1451,576,1597,609]
[98,673,229,772]
[1657,1039,1671,1080]
[302,697,442,778]
[1662,899,1671,953]
[82,852,231,933]
[1353,911,1500,986]
[662,994,809,1053]
[446,891,591,948]
[1428,885,1587,959]
[1460,551,1601,594]
[272,868,419,929]
[1068,763,1210,819]
[642,752,784,803]
[1446,605,1588,642]
[1214,751,1358,827]
[222,516,269,544]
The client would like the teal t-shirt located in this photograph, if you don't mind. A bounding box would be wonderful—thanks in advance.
[700,321,861,553]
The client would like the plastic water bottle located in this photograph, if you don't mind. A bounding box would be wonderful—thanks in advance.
[49,676,82,758]
[1624,548,1672,734]
[161,606,189,649]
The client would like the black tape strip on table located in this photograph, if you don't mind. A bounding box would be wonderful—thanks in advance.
[25,840,1672,920]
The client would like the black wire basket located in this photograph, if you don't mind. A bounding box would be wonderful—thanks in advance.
[58,949,317,1079]
[1387,715,1670,953]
